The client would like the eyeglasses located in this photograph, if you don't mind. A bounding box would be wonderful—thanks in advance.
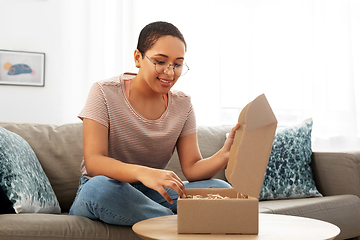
[145,55,189,76]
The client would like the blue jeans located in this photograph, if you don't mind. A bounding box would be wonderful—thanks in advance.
[69,175,232,226]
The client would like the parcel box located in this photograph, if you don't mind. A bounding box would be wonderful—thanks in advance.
[177,94,277,234]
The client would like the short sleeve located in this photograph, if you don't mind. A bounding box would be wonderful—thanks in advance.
[78,83,109,128]
[179,103,197,137]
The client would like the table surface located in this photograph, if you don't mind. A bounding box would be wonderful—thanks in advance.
[132,213,340,240]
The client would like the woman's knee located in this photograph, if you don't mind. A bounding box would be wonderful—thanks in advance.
[79,176,109,198]
[82,176,133,201]
[87,175,111,187]
[207,179,232,188]
[184,178,232,189]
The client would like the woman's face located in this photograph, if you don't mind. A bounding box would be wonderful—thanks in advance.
[136,35,186,95]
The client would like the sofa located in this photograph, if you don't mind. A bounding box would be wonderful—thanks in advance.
[0,122,359,240]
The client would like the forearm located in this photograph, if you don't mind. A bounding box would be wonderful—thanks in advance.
[81,118,186,203]
[85,154,186,203]
[183,148,228,182]
[178,124,239,182]
[85,154,146,183]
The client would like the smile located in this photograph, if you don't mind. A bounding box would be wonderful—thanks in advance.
[158,78,172,83]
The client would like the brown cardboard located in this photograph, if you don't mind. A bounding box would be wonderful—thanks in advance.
[177,188,258,234]
[177,94,277,235]
[225,93,278,197]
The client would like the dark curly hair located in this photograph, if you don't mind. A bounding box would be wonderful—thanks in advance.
[137,21,187,57]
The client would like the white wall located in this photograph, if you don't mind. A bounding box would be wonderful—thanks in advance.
[0,0,84,125]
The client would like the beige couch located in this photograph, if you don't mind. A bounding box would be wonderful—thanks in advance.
[0,122,359,240]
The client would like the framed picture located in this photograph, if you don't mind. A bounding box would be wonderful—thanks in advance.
[0,50,45,87]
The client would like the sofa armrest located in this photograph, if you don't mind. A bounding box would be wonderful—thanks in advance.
[311,151,360,198]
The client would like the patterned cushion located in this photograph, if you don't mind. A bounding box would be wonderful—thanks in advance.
[259,119,322,200]
[0,126,61,213]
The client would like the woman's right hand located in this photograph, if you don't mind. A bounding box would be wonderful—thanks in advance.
[82,119,186,204]
[136,167,186,204]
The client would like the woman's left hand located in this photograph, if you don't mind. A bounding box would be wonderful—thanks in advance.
[177,123,240,182]
[221,123,240,160]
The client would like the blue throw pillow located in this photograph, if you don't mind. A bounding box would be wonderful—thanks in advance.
[0,126,61,213]
[259,119,322,200]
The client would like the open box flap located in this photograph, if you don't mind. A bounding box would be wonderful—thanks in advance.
[225,94,277,198]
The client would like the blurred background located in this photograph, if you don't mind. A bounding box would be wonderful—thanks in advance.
[0,0,359,151]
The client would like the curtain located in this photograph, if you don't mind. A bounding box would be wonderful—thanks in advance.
[60,0,360,151]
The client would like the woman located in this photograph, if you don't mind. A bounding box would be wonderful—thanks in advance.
[69,21,239,226]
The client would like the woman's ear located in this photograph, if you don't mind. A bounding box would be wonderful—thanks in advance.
[134,49,142,68]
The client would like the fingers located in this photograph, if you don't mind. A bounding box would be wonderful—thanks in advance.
[157,180,185,204]
[170,171,185,192]
[158,188,174,204]
[229,123,240,137]
[155,180,185,204]
[222,123,241,157]
[139,168,186,204]
[164,171,186,200]
[226,123,240,142]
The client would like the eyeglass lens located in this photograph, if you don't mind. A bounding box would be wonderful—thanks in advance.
[155,62,188,76]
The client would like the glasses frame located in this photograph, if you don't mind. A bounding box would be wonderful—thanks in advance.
[144,54,189,76]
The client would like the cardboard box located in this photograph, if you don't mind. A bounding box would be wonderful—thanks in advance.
[177,94,277,234]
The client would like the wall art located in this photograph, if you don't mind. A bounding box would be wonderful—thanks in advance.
[0,50,45,87]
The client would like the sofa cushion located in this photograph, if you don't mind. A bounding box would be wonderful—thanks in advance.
[0,122,84,212]
[311,151,360,198]
[0,214,141,240]
[259,195,360,240]
[259,119,322,200]
[0,126,61,213]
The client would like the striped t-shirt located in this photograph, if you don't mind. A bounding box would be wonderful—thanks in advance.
[78,73,196,178]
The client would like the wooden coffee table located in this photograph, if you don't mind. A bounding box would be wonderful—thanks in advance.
[133,213,340,240]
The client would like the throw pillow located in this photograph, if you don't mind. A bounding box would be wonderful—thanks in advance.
[259,119,322,200]
[0,126,61,213]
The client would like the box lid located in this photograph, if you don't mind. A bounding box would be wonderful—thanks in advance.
[225,94,277,198]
